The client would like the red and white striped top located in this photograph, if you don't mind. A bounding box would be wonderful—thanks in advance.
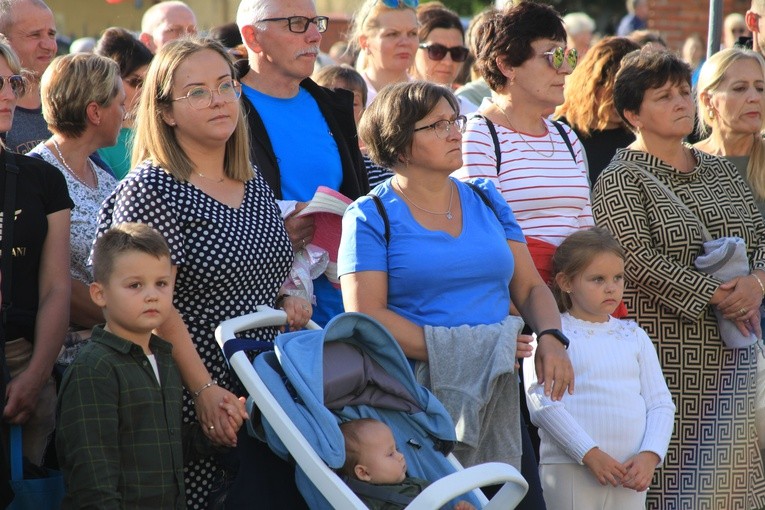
[454,114,594,246]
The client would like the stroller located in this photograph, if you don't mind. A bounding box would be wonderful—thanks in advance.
[216,306,528,509]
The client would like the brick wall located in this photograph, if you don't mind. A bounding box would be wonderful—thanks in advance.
[649,0,751,52]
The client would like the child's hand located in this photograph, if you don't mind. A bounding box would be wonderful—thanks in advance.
[454,501,476,510]
[582,447,627,486]
[620,451,659,492]
[514,334,534,371]
[279,296,312,331]
[220,396,248,434]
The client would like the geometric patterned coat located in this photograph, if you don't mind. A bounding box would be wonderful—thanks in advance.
[592,147,765,510]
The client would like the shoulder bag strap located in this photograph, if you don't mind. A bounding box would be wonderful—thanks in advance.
[633,165,713,242]
[551,120,576,162]
[472,114,501,174]
[2,151,18,324]
[368,193,390,247]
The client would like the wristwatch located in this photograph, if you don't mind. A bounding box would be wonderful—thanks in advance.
[537,328,570,349]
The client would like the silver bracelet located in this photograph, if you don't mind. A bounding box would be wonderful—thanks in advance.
[193,379,218,398]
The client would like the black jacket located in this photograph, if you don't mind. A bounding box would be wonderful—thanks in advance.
[237,64,369,200]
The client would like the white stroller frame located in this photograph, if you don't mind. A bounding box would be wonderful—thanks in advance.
[216,305,529,509]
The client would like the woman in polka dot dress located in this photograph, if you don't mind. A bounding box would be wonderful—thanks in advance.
[96,38,312,509]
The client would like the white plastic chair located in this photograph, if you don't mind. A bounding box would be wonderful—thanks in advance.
[215,305,529,509]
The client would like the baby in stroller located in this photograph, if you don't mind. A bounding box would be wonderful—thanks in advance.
[340,418,475,510]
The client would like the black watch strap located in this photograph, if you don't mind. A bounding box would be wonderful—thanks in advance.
[537,328,570,349]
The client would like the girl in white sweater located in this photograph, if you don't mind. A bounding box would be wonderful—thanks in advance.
[524,227,675,510]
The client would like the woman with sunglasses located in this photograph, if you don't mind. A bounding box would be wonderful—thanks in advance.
[97,37,310,508]
[593,47,765,508]
[456,1,591,287]
[350,0,419,106]
[94,27,153,180]
[339,81,572,495]
[0,40,72,470]
[412,4,468,91]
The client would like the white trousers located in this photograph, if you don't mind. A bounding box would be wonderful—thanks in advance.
[540,463,647,510]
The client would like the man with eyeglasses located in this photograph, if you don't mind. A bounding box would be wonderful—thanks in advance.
[138,0,197,54]
[236,0,368,329]
[0,0,56,154]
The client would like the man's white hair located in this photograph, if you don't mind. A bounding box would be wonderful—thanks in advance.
[0,0,50,35]
[236,0,275,31]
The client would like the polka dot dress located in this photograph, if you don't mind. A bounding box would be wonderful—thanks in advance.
[96,161,293,509]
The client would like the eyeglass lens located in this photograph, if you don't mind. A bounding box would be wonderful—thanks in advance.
[289,16,328,33]
[181,81,241,109]
[434,116,466,138]
[546,47,578,70]
[0,75,24,96]
[381,0,419,8]
[422,43,469,62]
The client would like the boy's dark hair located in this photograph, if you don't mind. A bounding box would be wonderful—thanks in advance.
[94,27,153,79]
[551,227,625,312]
[92,223,171,283]
[313,64,368,106]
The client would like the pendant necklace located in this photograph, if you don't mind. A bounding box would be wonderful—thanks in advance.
[52,139,97,188]
[195,171,225,184]
[498,105,555,158]
[394,175,454,220]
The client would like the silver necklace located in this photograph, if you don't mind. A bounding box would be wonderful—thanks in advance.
[498,105,555,158]
[394,176,454,220]
[195,171,224,184]
[52,139,97,188]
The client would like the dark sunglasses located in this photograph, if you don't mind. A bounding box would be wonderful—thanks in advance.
[256,15,329,34]
[0,75,25,97]
[543,47,578,70]
[418,43,469,63]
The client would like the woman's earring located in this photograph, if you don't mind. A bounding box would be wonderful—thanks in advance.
[708,109,714,119]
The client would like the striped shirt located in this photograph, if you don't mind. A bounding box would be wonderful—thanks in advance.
[455,111,593,246]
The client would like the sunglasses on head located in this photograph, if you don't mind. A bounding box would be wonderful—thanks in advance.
[379,0,418,8]
[419,43,469,62]
[0,75,25,97]
[543,47,578,70]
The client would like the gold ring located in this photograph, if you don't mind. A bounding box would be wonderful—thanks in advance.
[740,308,748,316]
[301,304,309,311]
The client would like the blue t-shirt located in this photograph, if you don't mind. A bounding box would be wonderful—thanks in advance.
[338,178,524,327]
[243,84,344,326]
[242,84,343,201]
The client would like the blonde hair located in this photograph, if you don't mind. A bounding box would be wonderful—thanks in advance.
[0,36,25,148]
[696,47,765,200]
[132,37,253,182]
[349,0,417,72]
[40,53,121,138]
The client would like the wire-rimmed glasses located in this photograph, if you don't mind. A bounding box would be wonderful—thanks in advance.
[413,115,466,139]
[172,80,242,110]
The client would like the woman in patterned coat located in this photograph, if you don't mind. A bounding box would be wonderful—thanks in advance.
[592,47,765,509]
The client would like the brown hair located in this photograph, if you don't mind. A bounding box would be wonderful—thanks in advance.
[358,80,459,169]
[92,223,171,283]
[339,418,384,479]
[313,64,368,106]
[132,36,253,182]
[555,37,640,136]
[473,1,567,92]
[551,227,625,312]
[416,2,463,41]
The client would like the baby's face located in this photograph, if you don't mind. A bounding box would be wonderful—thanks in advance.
[357,422,407,484]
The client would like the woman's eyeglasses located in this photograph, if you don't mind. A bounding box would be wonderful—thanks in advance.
[0,75,25,97]
[256,15,329,33]
[379,0,419,7]
[413,115,466,139]
[172,80,241,110]
[543,47,578,70]
[418,43,469,63]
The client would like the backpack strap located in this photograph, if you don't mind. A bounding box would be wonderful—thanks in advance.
[473,114,501,174]
[368,193,390,247]
[551,120,576,162]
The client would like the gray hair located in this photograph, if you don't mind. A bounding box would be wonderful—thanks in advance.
[0,0,50,35]
[141,0,193,33]
[563,12,595,37]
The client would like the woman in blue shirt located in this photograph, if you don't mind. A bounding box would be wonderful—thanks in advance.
[338,81,573,504]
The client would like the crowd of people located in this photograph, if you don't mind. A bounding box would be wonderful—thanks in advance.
[0,0,765,509]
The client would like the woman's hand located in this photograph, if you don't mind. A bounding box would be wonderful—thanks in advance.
[534,335,574,401]
[279,296,312,330]
[284,202,315,251]
[195,385,248,447]
[715,275,763,326]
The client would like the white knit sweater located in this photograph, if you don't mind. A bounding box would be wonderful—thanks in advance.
[524,313,676,465]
